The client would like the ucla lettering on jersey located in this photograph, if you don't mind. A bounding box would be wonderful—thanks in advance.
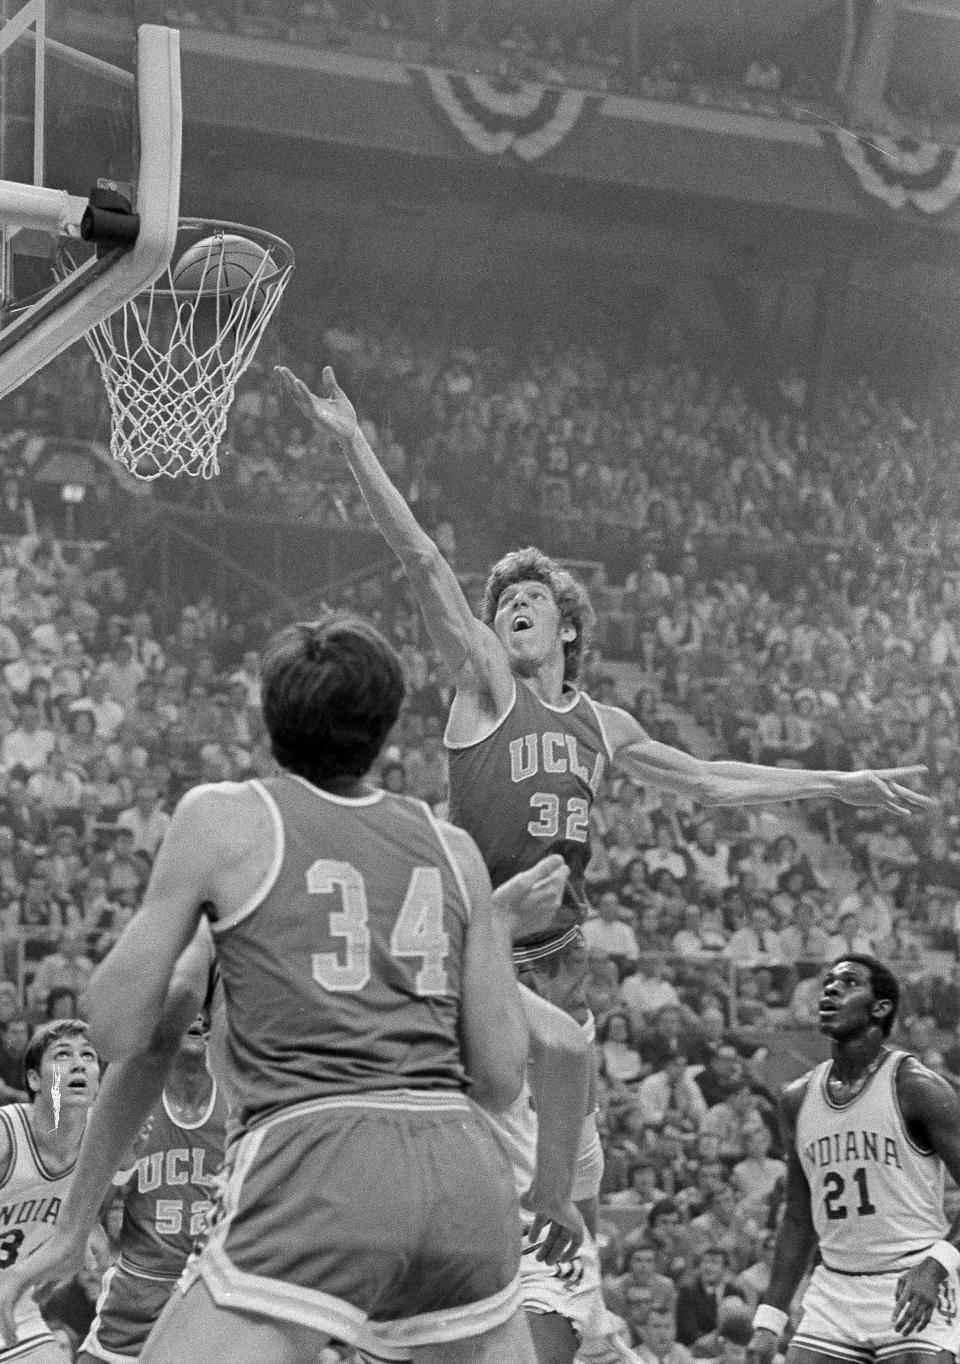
[446,680,612,942]
[795,1050,947,1273]
[211,776,472,1129]
[116,1084,227,1279]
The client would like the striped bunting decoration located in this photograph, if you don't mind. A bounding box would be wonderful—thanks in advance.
[410,67,595,163]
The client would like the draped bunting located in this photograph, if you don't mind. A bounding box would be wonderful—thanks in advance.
[409,67,596,162]
[823,127,960,215]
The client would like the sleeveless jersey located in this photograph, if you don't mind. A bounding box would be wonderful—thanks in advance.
[211,775,472,1128]
[446,680,612,943]
[115,1081,227,1277]
[795,1049,946,1273]
[0,1103,75,1282]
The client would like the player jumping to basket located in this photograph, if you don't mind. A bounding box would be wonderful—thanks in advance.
[750,955,960,1364]
[276,365,933,962]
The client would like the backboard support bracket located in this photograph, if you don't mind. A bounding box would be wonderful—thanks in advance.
[0,21,182,398]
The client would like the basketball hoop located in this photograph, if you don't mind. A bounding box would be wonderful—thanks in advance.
[56,218,294,480]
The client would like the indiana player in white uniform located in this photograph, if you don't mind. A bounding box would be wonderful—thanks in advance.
[751,955,960,1364]
[0,932,219,1355]
[0,1020,100,1364]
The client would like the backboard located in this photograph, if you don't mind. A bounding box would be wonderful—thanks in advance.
[0,0,181,398]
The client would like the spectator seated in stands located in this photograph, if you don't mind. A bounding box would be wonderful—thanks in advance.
[582,889,641,976]
[675,1246,747,1347]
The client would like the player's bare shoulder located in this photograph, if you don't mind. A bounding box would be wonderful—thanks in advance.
[780,1071,815,1130]
[174,780,278,921]
[895,1052,960,1128]
[590,699,644,754]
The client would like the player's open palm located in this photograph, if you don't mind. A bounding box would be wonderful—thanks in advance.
[275,364,358,443]
[836,765,933,816]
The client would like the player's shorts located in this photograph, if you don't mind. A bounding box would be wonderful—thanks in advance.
[80,1259,181,1362]
[793,1262,960,1359]
[519,1212,605,1340]
[0,1289,59,1362]
[181,1089,522,1356]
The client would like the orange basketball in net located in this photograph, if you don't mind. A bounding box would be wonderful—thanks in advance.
[171,233,271,314]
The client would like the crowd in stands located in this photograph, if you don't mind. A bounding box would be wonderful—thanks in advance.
[108,0,957,140]
[8,303,960,1356]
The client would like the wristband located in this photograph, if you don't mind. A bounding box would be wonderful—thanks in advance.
[752,1305,789,1337]
[927,1241,960,1276]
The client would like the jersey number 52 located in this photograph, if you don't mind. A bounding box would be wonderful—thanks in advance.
[307,860,450,996]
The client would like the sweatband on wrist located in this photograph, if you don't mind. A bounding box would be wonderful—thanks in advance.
[927,1241,960,1276]
[752,1305,789,1337]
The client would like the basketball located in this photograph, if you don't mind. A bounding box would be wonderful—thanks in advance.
[171,233,271,314]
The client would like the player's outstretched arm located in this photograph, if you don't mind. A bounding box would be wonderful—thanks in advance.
[0,929,212,1349]
[891,1061,960,1336]
[602,705,932,815]
[276,365,509,699]
[452,826,528,1113]
[519,985,589,1265]
[749,1081,817,1364]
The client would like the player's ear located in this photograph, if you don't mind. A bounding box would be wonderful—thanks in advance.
[25,1067,40,1099]
[871,997,893,1027]
[560,624,577,645]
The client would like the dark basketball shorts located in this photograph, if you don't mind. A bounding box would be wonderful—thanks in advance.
[81,1261,181,1362]
[180,1090,523,1354]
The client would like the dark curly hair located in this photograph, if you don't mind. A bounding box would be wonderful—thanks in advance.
[480,546,594,684]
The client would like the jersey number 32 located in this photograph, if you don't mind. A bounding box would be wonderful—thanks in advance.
[308,860,450,996]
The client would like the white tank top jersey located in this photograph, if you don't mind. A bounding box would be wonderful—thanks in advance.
[795,1049,947,1274]
[485,1011,603,1203]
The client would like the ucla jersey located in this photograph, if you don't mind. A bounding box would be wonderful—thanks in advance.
[211,775,472,1128]
[795,1049,947,1273]
[116,1082,227,1278]
[446,681,612,944]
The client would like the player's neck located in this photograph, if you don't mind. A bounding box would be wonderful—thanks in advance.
[165,1057,213,1116]
[830,1031,888,1083]
[26,1100,86,1160]
[519,656,570,707]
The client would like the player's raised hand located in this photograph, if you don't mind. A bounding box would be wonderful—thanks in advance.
[0,1224,86,1347]
[491,855,570,942]
[834,766,934,817]
[275,365,359,444]
[894,1258,945,1335]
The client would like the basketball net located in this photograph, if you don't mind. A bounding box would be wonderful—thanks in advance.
[58,221,294,480]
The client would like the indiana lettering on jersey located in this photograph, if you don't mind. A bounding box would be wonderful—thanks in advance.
[0,1195,60,1229]
[803,1129,903,1171]
[132,1148,218,1193]
[509,733,605,792]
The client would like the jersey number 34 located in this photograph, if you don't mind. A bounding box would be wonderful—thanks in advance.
[307,860,450,996]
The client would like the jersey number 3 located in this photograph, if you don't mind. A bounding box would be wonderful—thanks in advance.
[308,860,450,996]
